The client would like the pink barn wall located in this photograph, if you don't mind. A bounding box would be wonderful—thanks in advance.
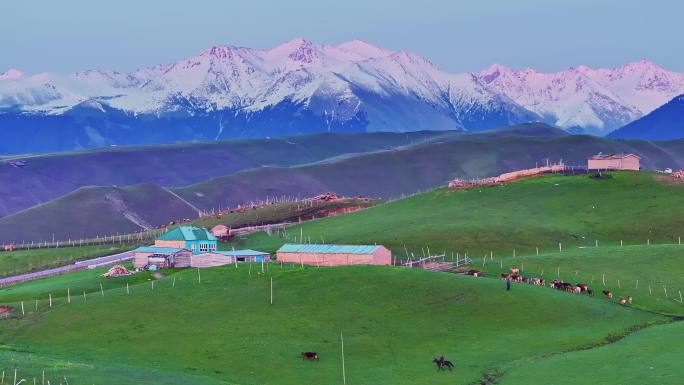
[276,246,391,266]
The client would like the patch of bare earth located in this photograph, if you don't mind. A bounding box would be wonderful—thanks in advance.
[653,175,684,185]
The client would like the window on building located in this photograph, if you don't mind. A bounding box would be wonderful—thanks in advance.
[209,243,216,251]
[200,243,208,252]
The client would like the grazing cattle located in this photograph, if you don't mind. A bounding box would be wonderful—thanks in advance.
[587,289,594,297]
[301,352,319,361]
[627,296,633,304]
[619,296,627,305]
[603,290,613,299]
[466,270,483,277]
[573,286,582,294]
[500,273,512,280]
[509,267,520,275]
[576,283,589,292]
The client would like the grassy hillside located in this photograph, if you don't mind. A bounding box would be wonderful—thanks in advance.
[235,172,684,257]
[0,199,373,275]
[0,266,662,385]
[498,320,684,385]
[176,134,684,212]
[0,244,137,278]
[0,184,198,243]
[474,244,684,316]
[0,130,453,216]
[4,125,684,244]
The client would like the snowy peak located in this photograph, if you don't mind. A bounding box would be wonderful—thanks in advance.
[0,69,24,80]
[474,60,684,134]
[2,39,684,139]
[335,39,393,60]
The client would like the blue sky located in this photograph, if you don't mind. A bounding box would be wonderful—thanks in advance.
[2,0,681,74]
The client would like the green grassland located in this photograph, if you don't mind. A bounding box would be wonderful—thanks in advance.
[0,199,374,277]
[234,172,684,257]
[190,198,374,230]
[1,172,683,383]
[0,244,138,278]
[175,133,684,214]
[476,244,684,316]
[498,320,684,385]
[0,266,664,385]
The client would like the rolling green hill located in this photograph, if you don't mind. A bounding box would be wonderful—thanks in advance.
[0,130,455,217]
[3,125,684,244]
[0,265,663,385]
[235,172,684,258]
[0,184,199,243]
[176,134,684,214]
[0,198,373,276]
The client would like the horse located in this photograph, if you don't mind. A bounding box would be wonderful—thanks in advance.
[433,356,454,371]
[301,352,319,361]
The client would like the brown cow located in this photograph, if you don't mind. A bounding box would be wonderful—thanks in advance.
[509,267,520,275]
[619,297,627,305]
[301,352,319,361]
[603,290,613,299]
[576,283,589,292]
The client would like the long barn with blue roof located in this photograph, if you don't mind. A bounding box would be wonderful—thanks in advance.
[276,243,391,266]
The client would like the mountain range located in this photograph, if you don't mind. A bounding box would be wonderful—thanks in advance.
[609,94,684,140]
[2,39,684,153]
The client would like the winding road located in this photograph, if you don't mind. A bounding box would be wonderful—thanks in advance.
[0,250,135,287]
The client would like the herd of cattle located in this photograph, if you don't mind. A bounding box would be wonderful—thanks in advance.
[464,268,633,305]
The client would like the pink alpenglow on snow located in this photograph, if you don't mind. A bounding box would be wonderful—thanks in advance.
[276,244,392,266]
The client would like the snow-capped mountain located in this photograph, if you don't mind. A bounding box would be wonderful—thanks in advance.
[475,60,684,135]
[1,39,683,153]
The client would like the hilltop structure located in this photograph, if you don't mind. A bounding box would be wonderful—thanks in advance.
[587,154,640,171]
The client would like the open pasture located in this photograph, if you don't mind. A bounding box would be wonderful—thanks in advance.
[234,172,684,259]
[474,244,684,316]
[0,265,663,385]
